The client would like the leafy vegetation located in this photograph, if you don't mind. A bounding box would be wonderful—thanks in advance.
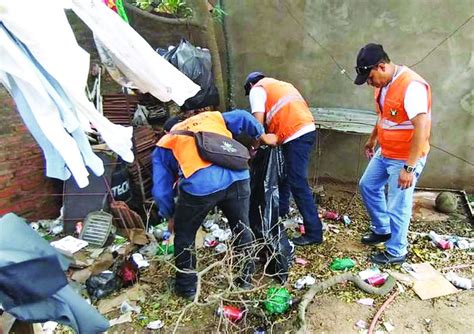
[133,0,192,18]
[211,3,227,23]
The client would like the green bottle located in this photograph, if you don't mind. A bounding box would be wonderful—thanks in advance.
[330,257,356,271]
[156,242,174,255]
[263,287,292,314]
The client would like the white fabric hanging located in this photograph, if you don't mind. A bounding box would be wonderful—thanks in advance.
[70,0,200,106]
[0,0,135,187]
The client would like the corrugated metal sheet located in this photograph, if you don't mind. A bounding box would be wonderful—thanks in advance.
[310,107,378,134]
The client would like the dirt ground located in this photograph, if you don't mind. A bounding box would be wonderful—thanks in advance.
[51,182,473,334]
[307,290,474,333]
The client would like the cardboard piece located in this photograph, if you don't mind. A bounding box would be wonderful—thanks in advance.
[410,263,458,300]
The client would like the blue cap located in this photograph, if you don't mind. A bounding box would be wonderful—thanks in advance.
[244,71,265,95]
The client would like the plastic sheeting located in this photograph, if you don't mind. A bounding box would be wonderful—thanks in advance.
[161,39,219,110]
[71,0,200,106]
[0,213,109,333]
[249,147,292,283]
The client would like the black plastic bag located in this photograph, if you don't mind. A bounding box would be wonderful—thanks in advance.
[85,272,121,301]
[249,146,292,283]
[160,39,219,110]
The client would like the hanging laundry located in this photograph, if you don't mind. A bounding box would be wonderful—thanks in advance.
[0,0,134,187]
[96,0,132,87]
[70,0,200,106]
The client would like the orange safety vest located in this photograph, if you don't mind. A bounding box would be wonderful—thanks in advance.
[157,111,232,178]
[254,78,314,144]
[375,67,432,160]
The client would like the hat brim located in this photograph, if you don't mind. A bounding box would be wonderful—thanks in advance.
[354,71,370,85]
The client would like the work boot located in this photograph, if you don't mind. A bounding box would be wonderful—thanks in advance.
[291,235,323,246]
[370,250,406,265]
[361,232,391,245]
[175,288,196,301]
[172,277,197,301]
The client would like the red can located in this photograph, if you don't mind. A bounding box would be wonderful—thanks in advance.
[323,211,339,220]
[366,274,387,286]
[299,224,306,235]
[217,305,244,322]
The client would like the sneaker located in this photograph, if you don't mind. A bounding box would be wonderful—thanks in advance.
[361,232,391,245]
[370,250,406,265]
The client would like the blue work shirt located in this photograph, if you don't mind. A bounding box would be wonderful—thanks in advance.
[152,110,264,218]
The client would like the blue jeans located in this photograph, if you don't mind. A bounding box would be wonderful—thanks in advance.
[279,131,322,240]
[359,149,426,257]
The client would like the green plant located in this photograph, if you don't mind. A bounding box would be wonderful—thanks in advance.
[211,3,227,23]
[134,0,152,10]
[155,0,193,18]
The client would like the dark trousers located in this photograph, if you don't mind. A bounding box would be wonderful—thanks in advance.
[173,179,254,293]
[278,131,323,240]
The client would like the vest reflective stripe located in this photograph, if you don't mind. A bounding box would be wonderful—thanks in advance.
[374,67,432,160]
[380,119,415,130]
[255,78,314,143]
[157,112,232,178]
[266,94,306,125]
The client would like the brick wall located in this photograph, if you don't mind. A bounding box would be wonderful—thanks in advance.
[0,87,61,220]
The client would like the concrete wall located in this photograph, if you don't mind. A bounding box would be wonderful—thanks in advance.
[224,0,474,191]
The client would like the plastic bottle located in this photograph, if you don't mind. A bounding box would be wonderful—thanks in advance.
[156,242,174,255]
[216,305,245,322]
[445,272,472,290]
[428,231,452,250]
[456,239,470,250]
[263,287,292,314]
[341,215,351,226]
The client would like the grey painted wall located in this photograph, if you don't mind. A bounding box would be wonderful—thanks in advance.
[224,0,473,191]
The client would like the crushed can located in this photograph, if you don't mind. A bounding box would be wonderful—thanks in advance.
[366,273,389,286]
[216,305,245,322]
[204,235,218,247]
[299,224,306,235]
[323,211,339,220]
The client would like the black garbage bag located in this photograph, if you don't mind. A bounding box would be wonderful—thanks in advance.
[86,272,121,301]
[110,157,132,203]
[249,146,293,283]
[160,39,219,110]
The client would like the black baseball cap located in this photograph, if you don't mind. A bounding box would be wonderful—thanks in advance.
[244,71,265,95]
[354,43,388,85]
